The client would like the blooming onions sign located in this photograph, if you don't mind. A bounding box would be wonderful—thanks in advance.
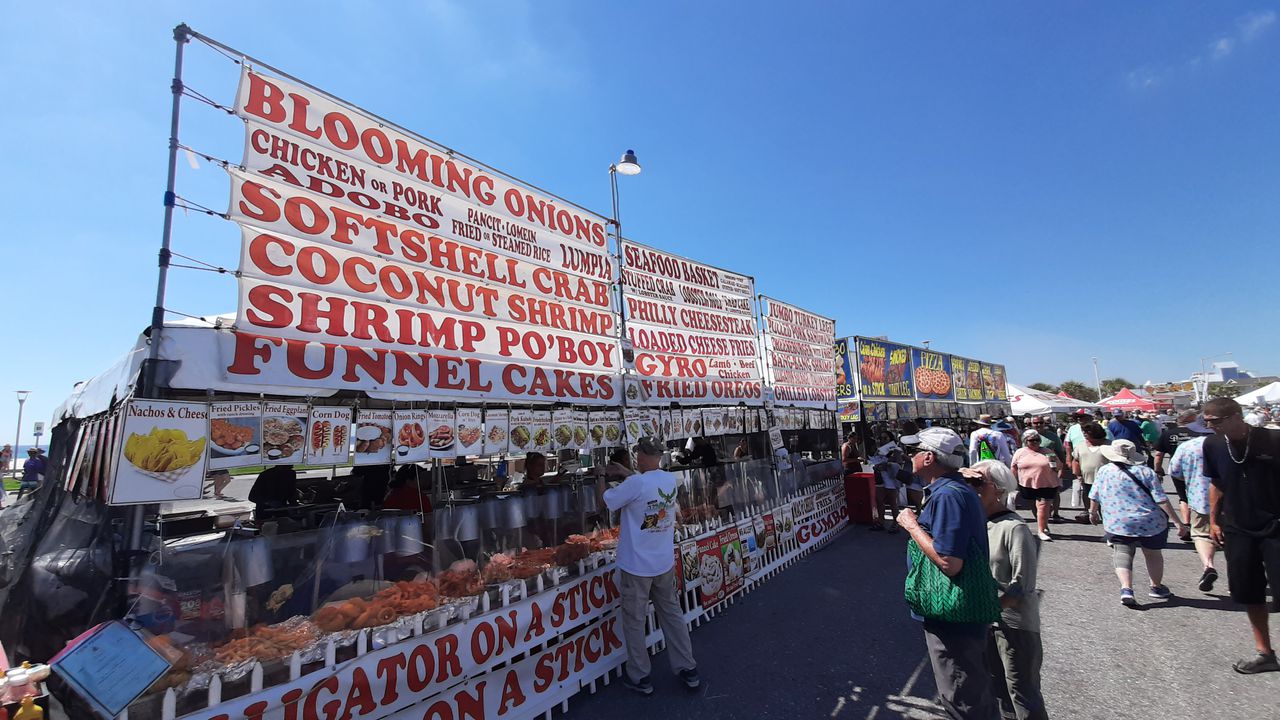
[222,69,621,403]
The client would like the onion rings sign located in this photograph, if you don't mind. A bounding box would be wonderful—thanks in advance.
[620,240,762,404]
[223,69,621,402]
[759,296,836,409]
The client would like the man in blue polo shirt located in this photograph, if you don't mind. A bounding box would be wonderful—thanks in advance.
[896,427,997,719]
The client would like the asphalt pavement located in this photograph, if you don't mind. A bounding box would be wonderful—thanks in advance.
[566,489,1280,720]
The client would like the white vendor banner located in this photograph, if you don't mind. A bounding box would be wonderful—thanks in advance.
[179,566,623,720]
[208,401,262,469]
[759,296,837,409]
[620,240,762,406]
[110,400,209,505]
[304,405,352,465]
[234,69,609,252]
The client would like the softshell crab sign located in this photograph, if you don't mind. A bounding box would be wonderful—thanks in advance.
[222,69,621,402]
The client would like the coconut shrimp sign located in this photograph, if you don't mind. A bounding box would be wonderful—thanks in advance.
[221,69,622,403]
[620,240,763,405]
[759,296,836,409]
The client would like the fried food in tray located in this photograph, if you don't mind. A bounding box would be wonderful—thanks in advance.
[553,536,592,566]
[438,559,484,597]
[213,617,322,664]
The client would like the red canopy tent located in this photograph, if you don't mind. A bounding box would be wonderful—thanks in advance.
[1057,391,1077,399]
[1096,387,1157,412]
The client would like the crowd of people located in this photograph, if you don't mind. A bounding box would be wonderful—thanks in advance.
[851,398,1280,719]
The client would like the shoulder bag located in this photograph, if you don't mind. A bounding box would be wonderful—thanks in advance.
[903,487,1001,624]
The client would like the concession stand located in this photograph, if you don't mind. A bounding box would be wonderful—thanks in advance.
[0,27,848,720]
[835,338,1011,457]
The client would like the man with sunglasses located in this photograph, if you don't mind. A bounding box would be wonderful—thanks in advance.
[896,427,997,719]
[1202,397,1280,674]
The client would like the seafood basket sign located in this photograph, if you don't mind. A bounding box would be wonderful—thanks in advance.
[620,240,763,406]
[110,400,209,505]
[222,68,622,405]
[759,296,836,409]
[854,337,915,401]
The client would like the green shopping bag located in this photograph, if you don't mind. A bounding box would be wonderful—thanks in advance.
[904,538,1001,624]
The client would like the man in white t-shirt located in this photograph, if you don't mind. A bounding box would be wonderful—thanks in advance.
[598,436,699,695]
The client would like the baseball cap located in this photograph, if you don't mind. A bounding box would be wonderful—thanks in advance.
[634,436,665,456]
[900,427,965,458]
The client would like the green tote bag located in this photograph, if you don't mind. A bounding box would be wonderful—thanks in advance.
[904,537,1001,624]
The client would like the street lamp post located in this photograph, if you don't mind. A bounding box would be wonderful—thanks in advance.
[1091,357,1102,401]
[609,150,641,404]
[13,390,30,477]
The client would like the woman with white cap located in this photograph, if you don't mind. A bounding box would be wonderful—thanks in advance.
[1011,429,1061,542]
[1088,439,1189,606]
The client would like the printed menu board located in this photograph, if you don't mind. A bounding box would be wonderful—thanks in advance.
[854,338,914,401]
[110,400,209,505]
[261,401,309,465]
[427,409,457,460]
[620,239,763,406]
[953,356,984,402]
[912,348,955,401]
[982,363,1009,401]
[697,534,726,610]
[482,409,509,456]
[305,406,352,465]
[454,408,484,456]
[392,409,431,463]
[208,401,262,470]
[353,409,393,465]
[759,296,837,409]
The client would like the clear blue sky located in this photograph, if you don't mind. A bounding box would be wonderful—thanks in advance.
[3,2,1278,445]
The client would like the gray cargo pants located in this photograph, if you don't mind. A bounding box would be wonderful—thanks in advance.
[620,568,697,682]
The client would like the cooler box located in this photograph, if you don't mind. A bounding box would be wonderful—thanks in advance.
[844,472,876,525]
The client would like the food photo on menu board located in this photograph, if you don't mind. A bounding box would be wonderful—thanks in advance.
[427,408,456,459]
[260,401,308,464]
[530,410,552,453]
[392,409,431,463]
[110,400,209,505]
[508,409,534,452]
[552,408,575,451]
[483,409,510,456]
[353,409,393,465]
[304,406,352,465]
[912,348,955,400]
[571,410,591,451]
[455,408,483,456]
[207,401,261,470]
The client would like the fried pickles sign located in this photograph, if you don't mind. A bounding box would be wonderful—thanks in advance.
[621,240,763,405]
[223,69,621,403]
[185,567,621,720]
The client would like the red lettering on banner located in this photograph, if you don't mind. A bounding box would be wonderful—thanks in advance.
[471,621,496,665]
[436,633,463,685]
[239,72,607,247]
[374,654,406,706]
[498,668,526,714]
[342,667,377,717]
[524,602,545,642]
[406,644,434,693]
[302,675,340,720]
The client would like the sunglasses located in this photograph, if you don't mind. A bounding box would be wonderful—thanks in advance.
[1202,415,1237,426]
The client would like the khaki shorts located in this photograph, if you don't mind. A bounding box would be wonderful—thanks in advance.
[1189,509,1211,539]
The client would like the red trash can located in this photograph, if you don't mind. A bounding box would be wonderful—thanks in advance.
[844,472,876,525]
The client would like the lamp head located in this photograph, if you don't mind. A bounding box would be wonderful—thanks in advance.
[616,149,641,176]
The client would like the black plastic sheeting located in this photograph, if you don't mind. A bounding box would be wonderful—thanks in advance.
[0,418,135,662]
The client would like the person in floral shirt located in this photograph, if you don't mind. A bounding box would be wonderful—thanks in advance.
[1169,435,1219,592]
[1088,440,1188,607]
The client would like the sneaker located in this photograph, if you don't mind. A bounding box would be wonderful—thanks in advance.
[1148,584,1173,599]
[679,668,701,689]
[1120,588,1138,607]
[1233,651,1280,675]
[1037,530,1053,542]
[622,675,654,695]
[1198,567,1218,592]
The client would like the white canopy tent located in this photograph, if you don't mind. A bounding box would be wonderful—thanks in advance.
[1007,383,1101,416]
[1233,381,1280,407]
